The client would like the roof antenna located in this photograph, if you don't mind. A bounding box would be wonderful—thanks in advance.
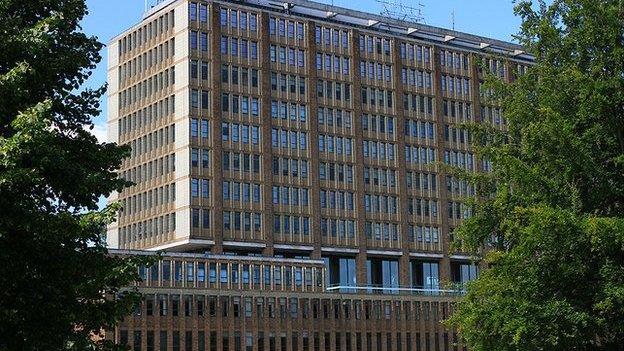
[376,0,425,23]
[451,9,456,30]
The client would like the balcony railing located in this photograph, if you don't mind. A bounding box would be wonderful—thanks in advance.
[326,284,465,296]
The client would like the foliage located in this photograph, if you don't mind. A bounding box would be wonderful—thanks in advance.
[448,0,624,350]
[0,0,146,349]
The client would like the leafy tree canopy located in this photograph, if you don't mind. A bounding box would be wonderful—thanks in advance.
[0,0,144,349]
[449,0,624,350]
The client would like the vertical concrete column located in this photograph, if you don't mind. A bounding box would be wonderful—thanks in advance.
[259,11,275,256]
[210,3,224,254]
[350,29,368,285]
[391,39,412,287]
[432,46,451,283]
[305,20,323,260]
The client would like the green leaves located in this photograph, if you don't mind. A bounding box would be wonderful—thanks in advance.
[0,0,139,350]
[450,0,624,349]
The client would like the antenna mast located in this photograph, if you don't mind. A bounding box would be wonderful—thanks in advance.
[451,9,456,30]
[376,0,425,23]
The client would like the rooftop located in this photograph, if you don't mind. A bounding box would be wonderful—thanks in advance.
[141,0,532,62]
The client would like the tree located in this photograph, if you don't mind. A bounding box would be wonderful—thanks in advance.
[448,1,624,350]
[0,0,145,349]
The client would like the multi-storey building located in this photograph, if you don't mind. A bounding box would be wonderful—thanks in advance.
[106,0,532,349]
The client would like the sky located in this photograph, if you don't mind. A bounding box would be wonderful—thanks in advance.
[81,0,526,208]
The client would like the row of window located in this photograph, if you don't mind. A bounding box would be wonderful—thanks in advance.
[118,95,175,137]
[119,38,175,82]
[318,135,353,156]
[399,42,432,64]
[362,141,396,161]
[482,57,506,78]
[129,296,456,327]
[122,154,175,186]
[271,128,308,150]
[190,178,210,199]
[363,167,396,187]
[272,157,309,178]
[365,221,400,241]
[222,152,262,173]
[406,172,437,191]
[403,93,434,114]
[191,208,211,229]
[404,146,436,165]
[190,118,209,139]
[361,87,393,109]
[119,68,175,109]
[188,2,208,23]
[271,186,310,206]
[189,31,209,52]
[407,225,440,244]
[404,119,435,140]
[190,148,210,169]
[316,53,350,75]
[128,125,175,158]
[400,68,433,88]
[319,162,354,184]
[448,201,472,220]
[315,26,349,49]
[269,17,305,40]
[270,101,307,122]
[138,259,321,288]
[407,198,439,218]
[362,114,395,134]
[190,89,209,110]
[442,101,473,123]
[320,218,356,238]
[220,36,259,61]
[443,151,475,171]
[446,176,475,197]
[444,125,470,144]
[273,215,311,236]
[221,122,260,145]
[481,106,505,125]
[320,190,355,210]
[316,80,352,102]
[270,73,305,96]
[364,194,398,214]
[221,65,260,89]
[269,45,305,67]
[440,75,471,95]
[219,8,258,32]
[360,62,392,82]
[221,94,260,116]
[120,213,175,245]
[122,184,176,216]
[358,35,391,56]
[118,10,173,55]
[222,211,262,232]
[439,50,470,70]
[190,60,210,81]
[317,108,352,128]
[223,181,262,203]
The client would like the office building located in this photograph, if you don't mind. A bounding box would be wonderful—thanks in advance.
[106,0,532,349]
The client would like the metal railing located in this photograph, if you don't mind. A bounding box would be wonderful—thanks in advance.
[325,284,465,296]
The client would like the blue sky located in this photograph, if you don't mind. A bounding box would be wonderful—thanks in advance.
[81,0,525,208]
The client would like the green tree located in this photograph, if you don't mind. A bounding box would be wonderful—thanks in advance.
[448,0,624,350]
[0,0,144,349]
